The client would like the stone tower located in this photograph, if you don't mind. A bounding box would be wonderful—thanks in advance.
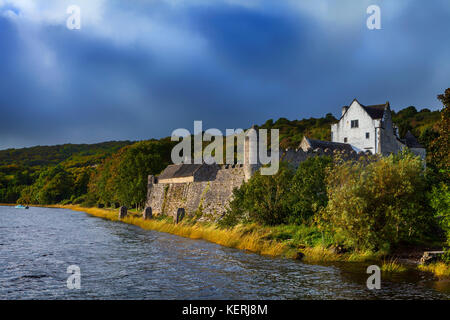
[244,125,259,182]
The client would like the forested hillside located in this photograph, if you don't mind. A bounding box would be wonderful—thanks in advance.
[0,141,133,167]
[0,104,443,207]
[0,141,133,204]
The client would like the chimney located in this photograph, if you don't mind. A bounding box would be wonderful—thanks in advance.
[342,106,348,116]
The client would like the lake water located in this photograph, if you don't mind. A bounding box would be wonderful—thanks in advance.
[0,206,449,300]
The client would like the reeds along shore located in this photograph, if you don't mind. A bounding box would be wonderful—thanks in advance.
[29,205,387,263]
[2,204,449,278]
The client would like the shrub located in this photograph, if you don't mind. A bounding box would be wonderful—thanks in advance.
[222,162,294,226]
[288,156,332,224]
[318,152,433,251]
[430,183,450,246]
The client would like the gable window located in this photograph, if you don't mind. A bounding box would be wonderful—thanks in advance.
[344,137,348,143]
[351,120,359,128]
[366,132,370,139]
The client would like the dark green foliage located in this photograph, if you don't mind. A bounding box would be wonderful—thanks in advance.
[88,139,175,208]
[222,162,295,227]
[223,157,333,227]
[289,156,332,224]
[18,166,75,204]
[115,140,174,208]
[430,183,450,246]
[428,88,450,183]
[0,141,132,204]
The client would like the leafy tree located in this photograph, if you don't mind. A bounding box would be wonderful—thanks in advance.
[17,185,34,205]
[72,168,91,197]
[88,149,124,205]
[428,88,450,183]
[224,162,294,226]
[289,156,332,224]
[430,183,450,246]
[29,166,75,204]
[115,140,172,208]
[88,139,174,208]
[318,152,433,251]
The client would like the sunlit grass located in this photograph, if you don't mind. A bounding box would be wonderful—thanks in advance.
[381,259,407,273]
[418,262,450,278]
[301,246,341,263]
[52,205,289,257]
[41,205,406,267]
[347,250,385,262]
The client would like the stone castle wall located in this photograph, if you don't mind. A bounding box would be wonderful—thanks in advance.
[146,148,374,220]
[146,165,245,220]
[281,147,373,166]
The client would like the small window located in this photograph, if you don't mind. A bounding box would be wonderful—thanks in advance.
[366,132,370,139]
[351,120,359,128]
[344,137,348,143]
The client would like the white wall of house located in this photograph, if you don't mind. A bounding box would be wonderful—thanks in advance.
[331,100,379,153]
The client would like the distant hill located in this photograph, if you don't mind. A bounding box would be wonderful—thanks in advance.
[0,141,134,168]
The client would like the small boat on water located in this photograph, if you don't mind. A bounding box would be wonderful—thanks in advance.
[15,205,29,209]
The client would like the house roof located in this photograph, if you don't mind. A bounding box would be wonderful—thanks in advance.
[361,103,388,119]
[403,131,424,148]
[340,99,389,120]
[157,163,203,180]
[303,137,354,152]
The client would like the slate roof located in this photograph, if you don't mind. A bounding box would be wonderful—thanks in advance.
[305,138,354,152]
[403,131,424,148]
[340,99,389,120]
[157,164,203,180]
[362,104,386,119]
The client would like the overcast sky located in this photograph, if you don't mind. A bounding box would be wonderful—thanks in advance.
[0,0,449,149]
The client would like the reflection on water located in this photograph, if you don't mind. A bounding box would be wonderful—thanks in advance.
[0,206,449,300]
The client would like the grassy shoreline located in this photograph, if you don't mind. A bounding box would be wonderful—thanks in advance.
[24,204,386,263]
[2,203,449,278]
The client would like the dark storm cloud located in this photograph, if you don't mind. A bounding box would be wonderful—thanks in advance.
[0,0,449,149]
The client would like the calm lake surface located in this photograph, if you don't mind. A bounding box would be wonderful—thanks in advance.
[0,206,449,300]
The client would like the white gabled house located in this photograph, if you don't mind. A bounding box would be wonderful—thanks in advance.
[330,99,426,158]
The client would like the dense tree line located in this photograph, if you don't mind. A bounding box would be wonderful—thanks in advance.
[86,139,175,209]
[0,139,175,209]
[0,141,132,204]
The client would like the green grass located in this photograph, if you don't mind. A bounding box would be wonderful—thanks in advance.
[381,259,407,273]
